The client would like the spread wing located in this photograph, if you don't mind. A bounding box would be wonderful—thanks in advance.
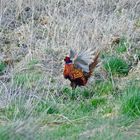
[69,49,76,59]
[70,48,95,72]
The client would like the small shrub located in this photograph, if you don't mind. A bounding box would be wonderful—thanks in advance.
[103,56,129,76]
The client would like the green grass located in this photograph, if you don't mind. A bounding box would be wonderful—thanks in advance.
[121,85,140,118]
[0,96,30,121]
[0,0,140,139]
[94,80,114,95]
[0,61,6,74]
[103,56,129,76]
[91,97,106,108]
[34,101,59,115]
[116,44,127,54]
[0,82,140,140]
[13,71,43,88]
[0,121,40,140]
[61,86,95,100]
[115,38,128,54]
[0,56,138,140]
[27,59,39,69]
[13,58,45,89]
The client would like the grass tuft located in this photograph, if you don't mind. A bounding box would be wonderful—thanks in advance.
[103,56,129,76]
[121,86,140,118]
[91,97,106,108]
[115,38,128,54]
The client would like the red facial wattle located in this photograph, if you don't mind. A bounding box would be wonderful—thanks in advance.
[64,56,72,63]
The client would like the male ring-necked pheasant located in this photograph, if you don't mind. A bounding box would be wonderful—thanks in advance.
[63,48,100,89]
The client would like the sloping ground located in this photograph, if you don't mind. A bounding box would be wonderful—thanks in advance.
[0,0,140,139]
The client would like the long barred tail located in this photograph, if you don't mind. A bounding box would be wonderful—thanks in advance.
[85,51,100,79]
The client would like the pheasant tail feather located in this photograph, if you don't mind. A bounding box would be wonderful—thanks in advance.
[85,51,100,79]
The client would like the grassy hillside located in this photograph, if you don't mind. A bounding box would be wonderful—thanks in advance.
[0,0,140,139]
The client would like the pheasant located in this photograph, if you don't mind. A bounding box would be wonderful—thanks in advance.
[63,48,100,89]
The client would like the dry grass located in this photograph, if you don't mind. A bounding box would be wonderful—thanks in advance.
[0,0,140,139]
